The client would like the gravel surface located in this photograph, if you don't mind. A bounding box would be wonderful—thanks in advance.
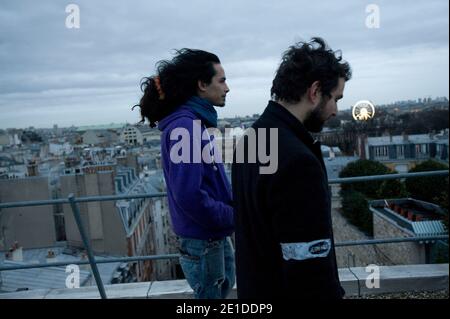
[346,289,449,299]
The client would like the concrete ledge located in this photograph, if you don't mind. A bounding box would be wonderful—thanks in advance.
[47,282,153,299]
[0,288,51,299]
[0,282,152,299]
[0,264,447,299]
[338,268,360,294]
[343,263,449,296]
[147,280,193,299]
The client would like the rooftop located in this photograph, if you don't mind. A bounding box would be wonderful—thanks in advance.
[1,170,448,299]
[370,198,448,237]
[0,264,447,299]
[0,246,125,293]
[368,132,449,146]
[76,123,126,132]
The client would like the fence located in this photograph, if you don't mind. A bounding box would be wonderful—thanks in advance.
[0,170,448,299]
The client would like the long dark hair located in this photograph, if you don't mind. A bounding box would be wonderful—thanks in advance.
[271,37,352,103]
[134,49,220,127]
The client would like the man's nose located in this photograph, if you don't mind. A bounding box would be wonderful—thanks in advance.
[332,104,338,116]
[225,84,230,93]
[329,109,337,119]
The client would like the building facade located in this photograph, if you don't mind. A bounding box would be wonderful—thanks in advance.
[358,131,449,172]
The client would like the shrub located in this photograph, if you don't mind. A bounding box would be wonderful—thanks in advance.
[341,190,373,236]
[405,160,449,204]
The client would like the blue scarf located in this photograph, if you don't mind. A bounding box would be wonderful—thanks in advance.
[185,96,218,128]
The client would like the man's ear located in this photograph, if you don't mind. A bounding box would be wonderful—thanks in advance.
[197,80,208,93]
[308,81,322,104]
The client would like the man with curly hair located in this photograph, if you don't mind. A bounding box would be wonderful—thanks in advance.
[232,37,352,299]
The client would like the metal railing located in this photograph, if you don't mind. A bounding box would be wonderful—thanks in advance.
[0,170,448,299]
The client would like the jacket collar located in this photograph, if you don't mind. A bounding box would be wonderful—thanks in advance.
[265,100,326,172]
[265,100,317,148]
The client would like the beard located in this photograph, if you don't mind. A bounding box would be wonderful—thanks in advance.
[303,98,328,133]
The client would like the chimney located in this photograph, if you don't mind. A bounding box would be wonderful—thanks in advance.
[26,159,39,177]
[46,250,57,263]
[80,251,90,271]
[10,242,23,262]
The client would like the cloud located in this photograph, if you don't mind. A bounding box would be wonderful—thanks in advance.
[0,0,448,128]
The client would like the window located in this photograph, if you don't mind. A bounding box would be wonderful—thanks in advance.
[375,146,388,157]
[397,145,404,157]
[415,144,427,156]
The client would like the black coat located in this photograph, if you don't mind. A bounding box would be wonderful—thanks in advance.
[232,101,344,299]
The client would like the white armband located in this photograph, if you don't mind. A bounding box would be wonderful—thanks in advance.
[280,239,331,261]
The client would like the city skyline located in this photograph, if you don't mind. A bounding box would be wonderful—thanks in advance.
[1,0,449,129]
[0,95,446,130]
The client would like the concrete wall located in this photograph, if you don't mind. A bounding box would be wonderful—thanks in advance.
[332,206,428,267]
[373,212,426,265]
[330,184,342,209]
[0,134,9,146]
[331,208,392,268]
[151,198,178,280]
[125,199,158,281]
[0,177,56,250]
[60,171,127,255]
[331,195,384,267]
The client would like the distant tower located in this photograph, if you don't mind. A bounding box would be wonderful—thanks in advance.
[53,124,61,137]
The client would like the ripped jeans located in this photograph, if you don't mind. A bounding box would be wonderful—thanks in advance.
[178,236,235,299]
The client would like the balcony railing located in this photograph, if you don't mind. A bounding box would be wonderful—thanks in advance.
[0,170,448,299]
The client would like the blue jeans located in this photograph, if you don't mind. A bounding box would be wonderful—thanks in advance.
[178,236,235,299]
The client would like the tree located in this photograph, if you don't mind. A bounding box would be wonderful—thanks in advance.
[434,190,449,231]
[341,190,373,236]
[339,159,392,199]
[405,160,449,204]
[338,159,407,236]
[20,130,43,143]
[324,116,341,129]
[377,179,408,199]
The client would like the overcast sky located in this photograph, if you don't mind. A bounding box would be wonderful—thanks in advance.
[0,0,448,129]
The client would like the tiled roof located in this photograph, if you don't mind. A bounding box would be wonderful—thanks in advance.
[0,260,91,292]
[0,247,123,293]
[368,134,449,146]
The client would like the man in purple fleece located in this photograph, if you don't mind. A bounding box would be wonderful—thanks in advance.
[135,49,234,299]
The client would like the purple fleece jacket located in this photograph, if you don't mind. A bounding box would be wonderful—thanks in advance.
[158,105,234,240]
